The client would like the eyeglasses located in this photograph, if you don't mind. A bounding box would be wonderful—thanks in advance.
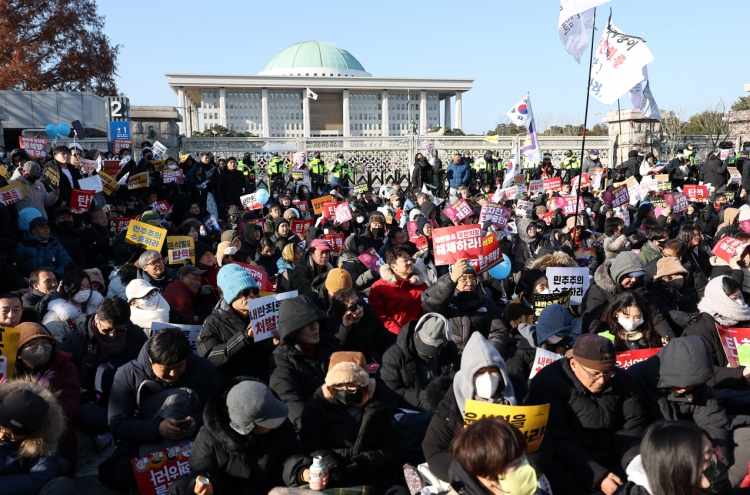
[99,326,127,336]
[346,299,364,312]
[241,287,259,298]
[458,276,477,285]
[579,366,615,381]
[143,258,165,268]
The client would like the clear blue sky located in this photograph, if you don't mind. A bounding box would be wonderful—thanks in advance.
[99,0,747,135]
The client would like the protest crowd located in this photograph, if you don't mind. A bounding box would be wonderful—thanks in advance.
[3,138,750,495]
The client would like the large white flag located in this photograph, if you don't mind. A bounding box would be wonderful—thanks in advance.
[502,143,521,189]
[305,88,318,100]
[506,95,532,126]
[629,66,661,121]
[558,0,611,63]
[588,20,655,105]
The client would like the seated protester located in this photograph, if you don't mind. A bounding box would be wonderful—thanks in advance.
[685,276,750,390]
[601,291,663,350]
[220,229,243,252]
[381,312,459,410]
[270,217,300,252]
[215,241,237,268]
[448,417,548,495]
[423,332,517,483]
[21,268,57,310]
[85,268,107,297]
[106,263,137,300]
[169,379,312,495]
[525,334,648,495]
[241,222,262,259]
[59,298,146,447]
[649,256,699,336]
[42,269,103,342]
[422,259,510,356]
[0,293,23,328]
[162,264,205,324]
[620,422,736,495]
[581,251,662,335]
[50,207,85,269]
[0,381,75,495]
[125,279,171,332]
[100,328,219,492]
[270,295,339,431]
[714,206,740,241]
[299,357,405,492]
[18,216,73,274]
[339,234,380,295]
[506,304,576,401]
[195,242,220,303]
[677,224,711,299]
[197,265,276,383]
[369,245,428,335]
[637,226,669,266]
[503,269,547,331]
[602,217,631,260]
[14,323,80,473]
[277,243,302,294]
[363,213,387,252]
[81,210,113,268]
[256,237,282,278]
[264,203,283,237]
[626,336,750,487]
[329,287,395,365]
[290,239,333,297]
[136,250,178,293]
[513,217,550,269]
[377,226,418,259]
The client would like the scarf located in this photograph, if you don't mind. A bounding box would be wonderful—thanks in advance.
[129,295,170,334]
[697,276,750,326]
[94,331,128,362]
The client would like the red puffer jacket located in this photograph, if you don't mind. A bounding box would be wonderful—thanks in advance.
[369,264,428,335]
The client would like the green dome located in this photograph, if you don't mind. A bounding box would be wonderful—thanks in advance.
[260,41,370,76]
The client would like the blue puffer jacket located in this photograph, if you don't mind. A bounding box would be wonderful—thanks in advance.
[108,341,220,446]
[447,160,470,190]
[17,230,73,274]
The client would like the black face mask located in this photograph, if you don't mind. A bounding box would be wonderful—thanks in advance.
[371,227,385,238]
[334,388,363,407]
[701,460,729,495]
[57,220,73,231]
[26,175,38,184]
[417,351,438,363]
[668,278,685,290]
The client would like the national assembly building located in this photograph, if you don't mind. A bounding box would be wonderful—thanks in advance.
[165,41,473,139]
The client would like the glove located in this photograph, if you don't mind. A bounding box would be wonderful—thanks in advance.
[200,285,214,295]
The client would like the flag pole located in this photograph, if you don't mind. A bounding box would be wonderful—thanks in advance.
[617,98,623,167]
[572,6,598,246]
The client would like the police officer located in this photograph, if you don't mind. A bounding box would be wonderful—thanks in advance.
[267,152,287,195]
[238,152,259,193]
[309,151,327,195]
[329,153,352,193]
[560,150,580,182]
[472,150,497,184]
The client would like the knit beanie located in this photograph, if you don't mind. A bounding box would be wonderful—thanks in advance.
[534,206,548,218]
[697,276,750,326]
[16,322,57,351]
[414,313,453,356]
[655,257,689,279]
[140,210,160,223]
[535,304,573,346]
[194,241,213,264]
[274,217,289,232]
[217,264,258,304]
[325,267,352,294]
[416,217,430,236]
[409,209,424,221]
[226,381,288,435]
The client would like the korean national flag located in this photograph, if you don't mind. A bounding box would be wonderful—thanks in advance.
[506,96,532,126]
[306,88,318,100]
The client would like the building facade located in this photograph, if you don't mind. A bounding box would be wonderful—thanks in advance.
[166,41,473,138]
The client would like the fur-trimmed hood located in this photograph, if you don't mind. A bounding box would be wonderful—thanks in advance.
[379,263,425,286]
[529,251,577,271]
[0,377,65,458]
[593,259,618,293]
[321,361,376,407]
[46,290,103,321]
[516,217,536,244]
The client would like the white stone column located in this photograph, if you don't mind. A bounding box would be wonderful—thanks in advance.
[343,89,350,137]
[303,91,311,138]
[455,91,463,131]
[177,87,186,135]
[190,100,199,137]
[184,98,192,137]
[419,90,427,136]
[381,90,389,137]
[261,88,269,138]
[444,95,452,129]
[219,87,227,128]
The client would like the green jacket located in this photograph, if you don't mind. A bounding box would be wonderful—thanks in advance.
[267,158,287,175]
[561,157,580,169]
[238,160,258,176]
[472,157,492,171]
[329,160,352,178]
[309,158,327,175]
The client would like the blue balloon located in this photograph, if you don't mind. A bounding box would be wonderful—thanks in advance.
[57,122,71,137]
[254,189,270,205]
[488,254,512,280]
[45,124,58,138]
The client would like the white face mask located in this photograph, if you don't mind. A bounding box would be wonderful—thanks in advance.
[540,288,550,295]
[676,154,684,159]
[356,216,365,223]
[138,293,160,310]
[617,316,644,331]
[73,289,91,303]
[474,373,500,400]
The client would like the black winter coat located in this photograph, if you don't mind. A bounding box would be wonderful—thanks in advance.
[525,358,648,490]
[175,378,309,495]
[380,320,458,410]
[504,332,537,401]
[330,303,395,365]
[421,274,511,356]
[80,223,113,267]
[300,385,403,487]
[197,299,277,382]
[706,157,728,188]
[646,280,699,337]
[48,160,82,208]
[51,225,85,268]
[684,313,749,389]
[215,168,247,210]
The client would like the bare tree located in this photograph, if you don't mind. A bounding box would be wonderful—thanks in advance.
[660,108,687,158]
[688,99,731,149]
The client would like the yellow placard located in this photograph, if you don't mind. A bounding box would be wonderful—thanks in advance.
[0,183,27,206]
[654,174,669,183]
[128,172,149,190]
[354,184,369,194]
[311,195,334,214]
[99,171,118,196]
[0,326,21,380]
[0,166,11,182]
[42,165,60,187]
[463,400,550,453]
[166,236,195,265]
[125,220,167,251]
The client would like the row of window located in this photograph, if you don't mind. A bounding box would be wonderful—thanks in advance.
[201,91,438,104]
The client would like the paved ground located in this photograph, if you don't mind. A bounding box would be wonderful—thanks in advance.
[73,431,124,494]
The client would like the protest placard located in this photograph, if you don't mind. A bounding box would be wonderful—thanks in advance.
[683,184,709,203]
[70,189,95,214]
[529,180,544,195]
[528,348,562,380]
[162,169,184,185]
[574,247,597,267]
[603,185,629,208]
[591,169,606,190]
[712,237,750,264]
[166,236,194,265]
[321,201,339,218]
[443,199,474,222]
[717,325,750,368]
[292,151,306,169]
[152,200,171,216]
[546,267,589,305]
[515,200,535,217]
[234,262,269,292]
[729,167,741,184]
[248,291,299,342]
[292,200,308,213]
[240,192,264,210]
[19,137,48,158]
[113,139,132,155]
[79,158,97,174]
[463,400,549,454]
[532,291,571,321]
[115,216,137,234]
[102,160,121,177]
[560,196,585,216]
[615,349,660,370]
[125,220,167,251]
[432,225,483,266]
[131,441,193,495]
[468,234,503,273]
[411,235,429,250]
[665,192,689,213]
[354,184,369,194]
[78,175,103,193]
[334,202,352,224]
[151,322,201,351]
[0,166,10,182]
[514,174,526,185]
[0,183,27,206]
[543,177,562,192]
[290,219,313,236]
[478,203,512,229]
[128,172,149,189]
[0,326,21,380]
[325,233,345,254]
[291,171,305,181]
[151,141,168,160]
[99,172,118,195]
[311,195,333,214]
[570,173,590,189]
[358,248,385,271]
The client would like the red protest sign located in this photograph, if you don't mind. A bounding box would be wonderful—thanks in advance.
[102,160,121,176]
[443,199,474,222]
[432,225,482,266]
[543,177,562,192]
[358,248,385,271]
[615,349,660,370]
[528,180,544,195]
[322,201,339,218]
[19,137,48,158]
[711,237,750,263]
[79,158,97,173]
[290,219,313,236]
[233,262,269,292]
[406,221,419,238]
[113,139,133,154]
[561,196,585,215]
[541,211,554,226]
[334,202,352,224]
[70,189,94,214]
[571,173,590,189]
[683,185,709,203]
[325,233,345,254]
[478,203,512,229]
[469,234,503,272]
[603,185,629,208]
[115,216,137,234]
[716,325,750,367]
[152,200,171,216]
[665,192,689,214]
[292,200,308,213]
[162,169,184,185]
[240,192,264,210]
[411,235,429,250]
[131,441,192,495]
